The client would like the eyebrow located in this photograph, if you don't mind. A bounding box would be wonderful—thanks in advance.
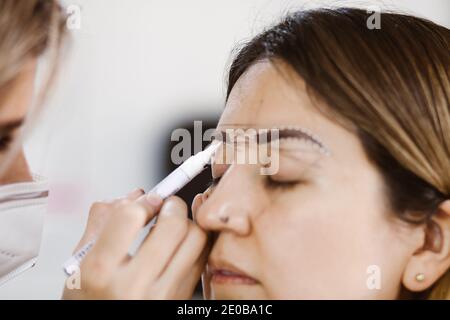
[214,126,330,154]
[0,119,24,135]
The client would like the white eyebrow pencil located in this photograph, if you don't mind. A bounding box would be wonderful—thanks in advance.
[63,142,220,276]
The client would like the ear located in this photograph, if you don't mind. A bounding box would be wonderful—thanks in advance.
[402,200,450,292]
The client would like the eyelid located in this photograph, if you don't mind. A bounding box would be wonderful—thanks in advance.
[265,176,301,189]
[208,172,305,192]
[277,137,329,156]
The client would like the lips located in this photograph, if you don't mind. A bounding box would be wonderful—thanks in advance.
[208,261,258,285]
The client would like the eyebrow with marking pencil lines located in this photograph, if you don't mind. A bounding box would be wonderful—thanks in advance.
[213,125,331,156]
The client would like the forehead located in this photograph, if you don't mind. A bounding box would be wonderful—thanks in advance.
[219,60,324,130]
[217,60,374,175]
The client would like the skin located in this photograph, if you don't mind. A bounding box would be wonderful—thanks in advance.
[191,60,450,299]
[63,191,209,300]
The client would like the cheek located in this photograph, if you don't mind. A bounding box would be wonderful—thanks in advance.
[0,62,36,120]
[253,185,404,299]
[0,150,32,184]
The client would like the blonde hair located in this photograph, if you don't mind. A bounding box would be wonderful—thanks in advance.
[0,0,67,176]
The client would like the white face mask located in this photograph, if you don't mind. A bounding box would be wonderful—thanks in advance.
[0,175,48,286]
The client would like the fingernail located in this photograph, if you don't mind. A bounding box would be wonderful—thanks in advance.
[146,193,163,206]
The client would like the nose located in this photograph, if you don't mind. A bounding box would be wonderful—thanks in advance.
[195,163,267,236]
[0,149,32,185]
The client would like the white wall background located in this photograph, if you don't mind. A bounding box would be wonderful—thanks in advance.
[0,0,448,299]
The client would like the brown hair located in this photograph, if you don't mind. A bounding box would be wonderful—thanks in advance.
[0,0,67,174]
[226,8,450,299]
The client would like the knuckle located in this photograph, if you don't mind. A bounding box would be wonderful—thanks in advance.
[118,203,147,223]
[114,199,131,208]
[165,196,188,213]
[82,256,107,276]
[80,259,109,291]
[89,201,110,215]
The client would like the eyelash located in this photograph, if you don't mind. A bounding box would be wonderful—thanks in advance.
[208,176,300,190]
[265,176,300,190]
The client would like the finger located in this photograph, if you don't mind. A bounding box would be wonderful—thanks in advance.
[190,193,213,298]
[73,201,111,253]
[191,194,203,222]
[84,197,163,269]
[130,196,189,279]
[112,188,145,202]
[201,231,215,299]
[134,192,164,216]
[202,267,212,299]
[127,188,145,200]
[168,242,210,299]
[158,222,208,290]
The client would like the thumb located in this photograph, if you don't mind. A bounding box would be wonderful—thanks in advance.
[73,188,146,253]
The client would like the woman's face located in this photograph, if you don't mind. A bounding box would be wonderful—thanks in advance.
[195,61,422,299]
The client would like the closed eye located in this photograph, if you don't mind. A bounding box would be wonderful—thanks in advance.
[208,175,301,191]
[265,176,301,190]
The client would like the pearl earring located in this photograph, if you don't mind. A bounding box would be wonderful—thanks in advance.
[415,273,425,282]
